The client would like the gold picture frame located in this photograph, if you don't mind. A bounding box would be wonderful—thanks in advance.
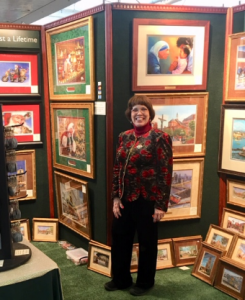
[156,238,175,270]
[220,208,245,235]
[227,234,245,267]
[32,218,59,242]
[227,179,245,208]
[46,16,95,101]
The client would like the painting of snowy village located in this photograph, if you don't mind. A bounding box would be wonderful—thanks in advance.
[152,104,196,146]
[231,118,245,162]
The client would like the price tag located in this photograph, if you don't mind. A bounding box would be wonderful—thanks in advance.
[15,249,30,256]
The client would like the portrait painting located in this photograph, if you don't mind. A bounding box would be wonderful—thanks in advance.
[221,268,243,293]
[3,110,33,136]
[152,104,196,147]
[198,252,216,277]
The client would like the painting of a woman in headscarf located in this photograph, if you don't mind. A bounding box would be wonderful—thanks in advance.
[147,40,170,74]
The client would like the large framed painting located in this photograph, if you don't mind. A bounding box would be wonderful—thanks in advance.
[220,208,245,236]
[132,19,210,91]
[214,257,245,300]
[54,171,91,240]
[172,235,202,266]
[8,150,36,201]
[218,104,245,177]
[2,103,42,145]
[192,242,226,285]
[227,178,245,208]
[205,224,236,253]
[225,32,245,101]
[0,53,40,96]
[50,103,94,178]
[138,92,208,157]
[46,16,95,101]
[162,157,204,221]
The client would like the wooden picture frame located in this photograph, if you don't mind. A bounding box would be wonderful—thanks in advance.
[88,240,111,277]
[130,243,139,273]
[0,52,40,96]
[227,234,245,267]
[227,178,245,208]
[46,16,95,101]
[205,224,236,252]
[214,257,245,300]
[138,92,208,157]
[225,32,245,102]
[162,157,204,221]
[19,219,31,241]
[218,104,245,177]
[50,103,94,179]
[220,208,245,235]
[32,218,59,242]
[132,19,210,91]
[156,238,175,270]
[192,242,226,285]
[54,171,91,240]
[172,235,202,266]
[8,150,36,201]
[2,103,42,145]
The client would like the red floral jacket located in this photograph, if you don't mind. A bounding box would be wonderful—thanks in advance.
[111,128,173,212]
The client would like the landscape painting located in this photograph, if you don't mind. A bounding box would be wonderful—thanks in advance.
[235,45,245,90]
[179,245,198,260]
[152,105,196,146]
[221,268,243,293]
[198,252,216,276]
[233,186,245,200]
[226,216,245,235]
[236,242,245,261]
[231,118,245,161]
[210,233,229,251]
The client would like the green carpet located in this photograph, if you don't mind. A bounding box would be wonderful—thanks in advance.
[32,242,233,300]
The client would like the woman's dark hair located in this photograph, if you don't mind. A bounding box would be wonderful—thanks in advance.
[125,95,155,121]
[176,37,193,49]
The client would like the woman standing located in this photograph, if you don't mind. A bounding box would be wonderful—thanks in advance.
[147,41,170,74]
[104,95,173,296]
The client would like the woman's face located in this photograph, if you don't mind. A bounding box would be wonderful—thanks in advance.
[131,105,150,128]
[158,48,169,59]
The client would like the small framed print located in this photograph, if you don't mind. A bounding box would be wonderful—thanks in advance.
[227,234,245,267]
[132,19,210,91]
[130,243,139,273]
[2,103,42,145]
[8,150,36,201]
[0,53,40,96]
[32,218,59,242]
[220,208,245,235]
[156,239,175,270]
[205,224,236,252]
[18,219,31,241]
[218,104,245,177]
[225,32,245,101]
[162,157,204,221]
[54,171,91,240]
[50,103,94,179]
[227,179,245,208]
[214,257,245,300]
[172,235,202,266]
[88,240,111,277]
[46,16,95,101]
[192,242,226,285]
[139,92,208,158]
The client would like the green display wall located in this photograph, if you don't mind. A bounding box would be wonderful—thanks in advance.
[112,9,226,240]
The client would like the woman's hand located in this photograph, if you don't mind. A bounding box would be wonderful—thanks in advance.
[113,197,124,218]
[152,208,165,222]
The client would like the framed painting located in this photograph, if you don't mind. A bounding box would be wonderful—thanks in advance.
[46,16,95,101]
[220,208,245,235]
[156,239,175,270]
[205,224,236,253]
[138,92,208,157]
[132,19,210,91]
[227,178,245,208]
[130,243,139,273]
[54,171,91,240]
[8,150,36,201]
[227,234,245,267]
[0,53,40,96]
[192,242,226,285]
[214,257,245,300]
[32,218,59,242]
[225,32,245,101]
[11,219,31,241]
[88,240,111,277]
[162,157,204,221]
[218,104,245,177]
[172,235,202,266]
[2,103,42,145]
[50,103,94,178]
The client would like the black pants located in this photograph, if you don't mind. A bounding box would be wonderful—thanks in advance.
[111,196,158,289]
